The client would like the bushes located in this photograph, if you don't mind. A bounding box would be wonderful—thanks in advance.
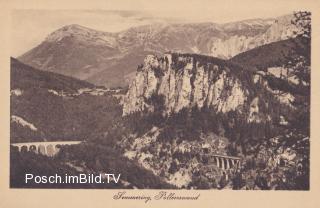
[11,143,176,189]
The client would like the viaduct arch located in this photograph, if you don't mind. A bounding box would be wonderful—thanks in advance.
[11,141,82,157]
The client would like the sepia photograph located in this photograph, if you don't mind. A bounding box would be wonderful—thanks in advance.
[9,8,311,190]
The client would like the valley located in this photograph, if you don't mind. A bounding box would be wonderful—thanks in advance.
[10,11,310,190]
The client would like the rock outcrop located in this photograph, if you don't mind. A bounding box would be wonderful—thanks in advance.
[123,53,250,115]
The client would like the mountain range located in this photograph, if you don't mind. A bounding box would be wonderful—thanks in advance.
[18,14,298,87]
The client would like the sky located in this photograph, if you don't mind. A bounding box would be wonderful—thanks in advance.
[11,8,297,57]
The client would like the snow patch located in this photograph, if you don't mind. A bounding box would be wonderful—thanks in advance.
[190,46,200,53]
[267,67,300,85]
[48,88,120,97]
[279,116,289,126]
[168,169,192,188]
[48,89,67,97]
[11,89,23,96]
[77,88,121,96]
[11,115,37,131]
[247,97,261,123]
[277,92,295,106]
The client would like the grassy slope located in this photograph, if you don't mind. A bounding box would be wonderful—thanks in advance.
[10,58,123,142]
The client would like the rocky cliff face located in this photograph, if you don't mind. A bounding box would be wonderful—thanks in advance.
[123,53,253,116]
[193,15,298,58]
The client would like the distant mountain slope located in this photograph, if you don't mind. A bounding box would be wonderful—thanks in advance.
[230,37,310,71]
[11,57,94,92]
[18,25,121,82]
[10,58,123,143]
[18,14,298,87]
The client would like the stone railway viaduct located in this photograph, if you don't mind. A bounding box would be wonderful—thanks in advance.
[11,141,242,171]
[209,154,241,170]
[11,141,82,157]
